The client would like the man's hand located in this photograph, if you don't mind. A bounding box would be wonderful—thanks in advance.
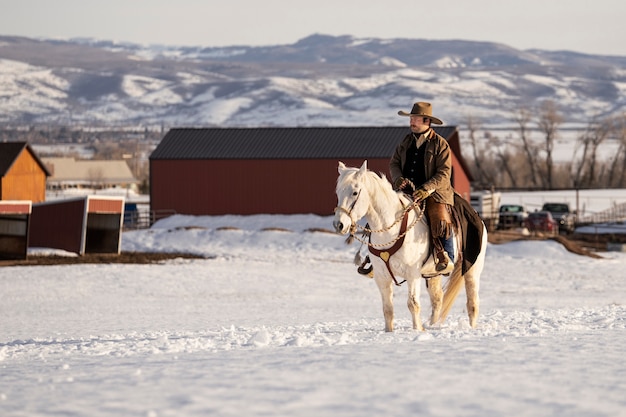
[412,188,429,202]
[393,177,413,191]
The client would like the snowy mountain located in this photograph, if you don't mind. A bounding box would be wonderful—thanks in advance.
[1,34,625,128]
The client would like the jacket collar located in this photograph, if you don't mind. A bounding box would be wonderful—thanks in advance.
[412,128,433,149]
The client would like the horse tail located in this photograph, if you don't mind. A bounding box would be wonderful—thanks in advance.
[439,265,464,324]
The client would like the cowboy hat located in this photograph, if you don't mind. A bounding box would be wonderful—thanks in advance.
[397,101,443,125]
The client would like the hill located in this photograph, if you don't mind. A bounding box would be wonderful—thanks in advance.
[1,34,624,127]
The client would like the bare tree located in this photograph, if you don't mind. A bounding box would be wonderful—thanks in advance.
[465,115,493,187]
[576,116,613,188]
[537,100,563,189]
[513,107,540,187]
[609,114,626,187]
[491,134,518,188]
[572,128,592,188]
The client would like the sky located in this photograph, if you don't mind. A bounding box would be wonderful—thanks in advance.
[2,0,626,56]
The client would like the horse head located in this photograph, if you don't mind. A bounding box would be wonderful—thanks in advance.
[333,161,371,234]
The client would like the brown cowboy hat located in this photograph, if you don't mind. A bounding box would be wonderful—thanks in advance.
[397,101,443,125]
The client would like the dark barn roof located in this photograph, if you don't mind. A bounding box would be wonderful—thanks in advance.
[151,126,459,160]
[0,142,51,176]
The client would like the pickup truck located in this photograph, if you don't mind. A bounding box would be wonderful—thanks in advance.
[541,203,576,233]
[498,204,528,229]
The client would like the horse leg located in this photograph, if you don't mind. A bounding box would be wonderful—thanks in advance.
[425,276,443,326]
[464,271,480,328]
[406,279,423,331]
[465,225,486,329]
[375,276,395,332]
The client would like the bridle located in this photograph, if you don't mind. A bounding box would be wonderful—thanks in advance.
[334,190,425,249]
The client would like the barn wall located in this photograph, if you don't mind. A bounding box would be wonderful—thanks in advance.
[29,197,124,255]
[151,158,391,216]
[30,199,86,254]
[1,149,47,203]
[450,153,471,201]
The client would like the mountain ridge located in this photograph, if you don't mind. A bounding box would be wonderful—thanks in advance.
[1,34,624,127]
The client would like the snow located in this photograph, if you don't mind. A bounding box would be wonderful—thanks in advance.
[2,208,626,416]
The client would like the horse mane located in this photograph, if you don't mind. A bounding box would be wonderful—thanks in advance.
[365,170,394,194]
[338,164,404,201]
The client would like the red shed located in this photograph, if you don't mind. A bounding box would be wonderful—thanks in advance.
[29,196,125,255]
[0,200,32,260]
[150,127,473,216]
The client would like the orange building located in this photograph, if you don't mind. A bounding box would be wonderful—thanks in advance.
[0,142,50,203]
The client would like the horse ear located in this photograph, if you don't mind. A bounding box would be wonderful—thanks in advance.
[338,161,346,173]
[359,160,368,173]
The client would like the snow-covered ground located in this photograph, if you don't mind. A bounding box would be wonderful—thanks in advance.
[1,210,625,416]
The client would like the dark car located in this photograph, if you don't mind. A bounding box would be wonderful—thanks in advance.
[541,203,576,233]
[524,211,558,234]
[498,204,528,229]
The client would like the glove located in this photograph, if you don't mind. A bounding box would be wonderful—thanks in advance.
[412,188,430,202]
[393,177,408,190]
[393,177,414,192]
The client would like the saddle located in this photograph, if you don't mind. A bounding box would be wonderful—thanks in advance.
[420,193,484,277]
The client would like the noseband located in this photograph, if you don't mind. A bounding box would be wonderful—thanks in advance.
[333,189,362,234]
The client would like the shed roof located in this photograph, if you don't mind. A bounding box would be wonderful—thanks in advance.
[0,142,51,176]
[150,126,458,160]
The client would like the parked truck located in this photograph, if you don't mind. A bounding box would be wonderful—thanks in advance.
[498,204,528,229]
[541,202,576,234]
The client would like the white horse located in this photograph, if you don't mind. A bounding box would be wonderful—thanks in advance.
[333,161,487,332]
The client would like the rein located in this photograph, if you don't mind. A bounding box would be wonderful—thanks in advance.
[338,199,424,249]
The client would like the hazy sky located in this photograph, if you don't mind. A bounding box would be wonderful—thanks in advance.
[2,0,626,56]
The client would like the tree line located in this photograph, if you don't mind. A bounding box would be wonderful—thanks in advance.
[466,100,626,190]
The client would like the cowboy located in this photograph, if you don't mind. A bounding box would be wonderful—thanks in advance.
[390,101,455,274]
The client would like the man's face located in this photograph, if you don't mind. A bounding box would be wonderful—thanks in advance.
[409,115,430,134]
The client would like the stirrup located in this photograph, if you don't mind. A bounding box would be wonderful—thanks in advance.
[421,252,454,278]
[436,252,454,275]
[357,255,374,278]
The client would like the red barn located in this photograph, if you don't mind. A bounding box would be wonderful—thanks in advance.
[150,127,473,216]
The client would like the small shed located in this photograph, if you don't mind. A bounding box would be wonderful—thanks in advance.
[150,127,473,216]
[29,196,125,255]
[0,142,50,203]
[0,200,32,260]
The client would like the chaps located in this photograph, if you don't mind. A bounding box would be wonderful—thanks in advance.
[425,198,453,262]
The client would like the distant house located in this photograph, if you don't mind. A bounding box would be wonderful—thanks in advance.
[42,157,138,191]
[149,126,473,216]
[0,142,50,203]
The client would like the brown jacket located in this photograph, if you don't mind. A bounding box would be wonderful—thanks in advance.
[389,129,455,205]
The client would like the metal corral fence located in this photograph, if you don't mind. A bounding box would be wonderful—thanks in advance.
[123,203,176,230]
[577,202,626,226]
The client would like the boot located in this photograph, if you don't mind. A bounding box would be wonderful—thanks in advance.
[435,250,454,275]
